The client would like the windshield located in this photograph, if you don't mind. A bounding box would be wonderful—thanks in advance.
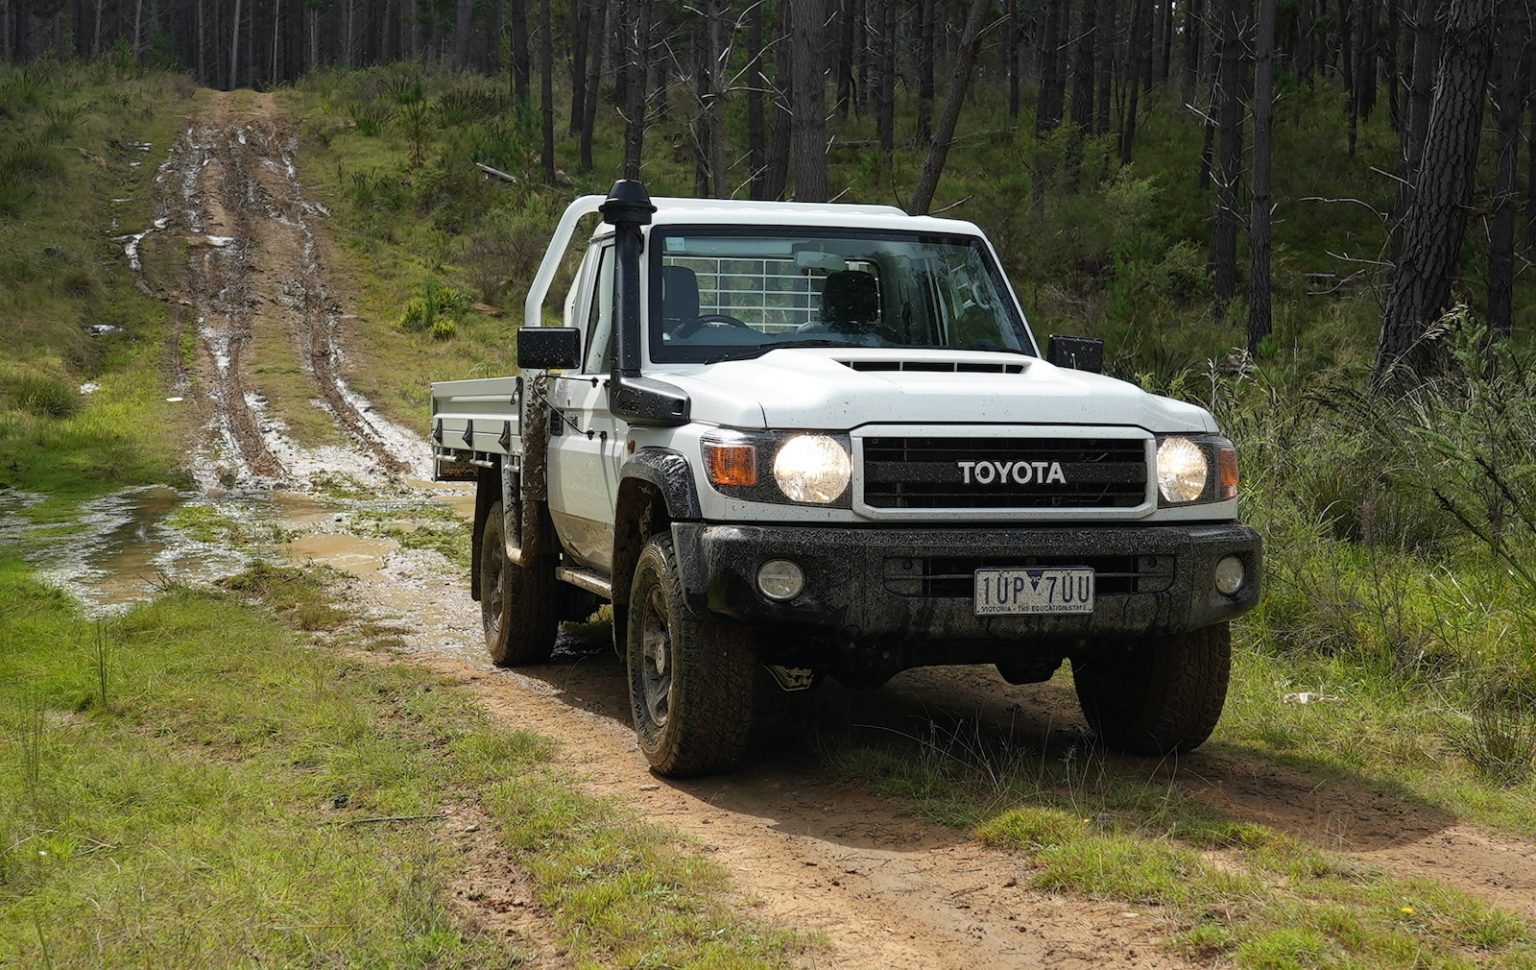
[648,227,1034,363]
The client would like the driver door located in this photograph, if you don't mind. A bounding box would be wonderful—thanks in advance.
[547,244,625,573]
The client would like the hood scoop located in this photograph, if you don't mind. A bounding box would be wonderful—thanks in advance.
[838,358,1026,375]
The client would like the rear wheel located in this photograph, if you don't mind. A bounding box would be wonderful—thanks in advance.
[480,501,559,666]
[1072,623,1231,755]
[626,534,757,776]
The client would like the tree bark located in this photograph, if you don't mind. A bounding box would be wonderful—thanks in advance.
[1210,0,1247,316]
[271,0,281,86]
[1097,0,1116,133]
[540,0,555,183]
[876,0,896,156]
[229,0,241,89]
[1249,0,1276,354]
[452,0,474,68]
[790,0,828,201]
[1486,0,1523,339]
[1393,0,1442,257]
[916,0,935,142]
[1119,0,1151,162]
[622,0,650,179]
[1182,0,1205,103]
[910,0,992,214]
[764,0,794,199]
[1037,0,1066,132]
[1375,0,1494,384]
[707,0,729,197]
[511,0,532,103]
[1009,0,1022,116]
[836,0,856,118]
[569,0,589,134]
[746,0,767,196]
[580,0,607,172]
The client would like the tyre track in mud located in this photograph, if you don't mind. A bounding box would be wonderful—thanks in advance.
[130,92,423,487]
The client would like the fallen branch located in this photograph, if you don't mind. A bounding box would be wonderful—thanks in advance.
[327,812,446,827]
[474,162,518,183]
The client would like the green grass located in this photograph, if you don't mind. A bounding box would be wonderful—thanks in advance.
[0,553,803,968]
[831,714,1535,968]
[0,62,198,510]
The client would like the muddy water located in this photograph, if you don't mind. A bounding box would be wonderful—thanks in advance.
[0,483,464,618]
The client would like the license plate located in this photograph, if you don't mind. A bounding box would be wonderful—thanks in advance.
[974,567,1095,616]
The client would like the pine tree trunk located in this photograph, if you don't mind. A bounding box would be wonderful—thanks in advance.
[540,0,555,182]
[511,0,531,103]
[569,0,589,134]
[1119,0,1150,162]
[707,0,729,198]
[1486,0,1523,339]
[1067,0,1096,191]
[622,0,649,179]
[1009,0,1022,116]
[836,0,856,118]
[764,0,794,200]
[1097,0,1115,133]
[1209,0,1246,315]
[910,0,991,214]
[1375,0,1494,384]
[1357,0,1378,119]
[271,0,281,85]
[229,0,241,89]
[1385,0,1402,128]
[746,0,767,195]
[790,0,829,201]
[1037,0,1065,132]
[452,0,473,68]
[580,0,607,171]
[916,0,935,142]
[876,0,895,156]
[1393,0,1441,257]
[1250,0,1276,354]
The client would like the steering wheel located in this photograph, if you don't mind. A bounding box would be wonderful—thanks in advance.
[674,313,753,338]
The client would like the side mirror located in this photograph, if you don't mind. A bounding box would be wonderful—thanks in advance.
[1046,335,1105,374]
[517,327,582,370]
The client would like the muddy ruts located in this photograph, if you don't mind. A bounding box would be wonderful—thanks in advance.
[136,102,416,484]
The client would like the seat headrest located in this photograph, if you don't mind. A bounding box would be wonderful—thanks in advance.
[661,265,700,324]
[821,270,879,328]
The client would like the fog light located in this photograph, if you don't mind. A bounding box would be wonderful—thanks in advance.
[757,560,804,601]
[1214,556,1245,596]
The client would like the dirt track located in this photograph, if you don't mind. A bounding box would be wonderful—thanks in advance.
[128,92,1536,968]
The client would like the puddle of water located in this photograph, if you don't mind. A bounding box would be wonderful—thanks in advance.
[0,486,249,615]
[405,478,475,520]
[282,533,396,577]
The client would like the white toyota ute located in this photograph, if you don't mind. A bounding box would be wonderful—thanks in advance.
[429,181,1262,776]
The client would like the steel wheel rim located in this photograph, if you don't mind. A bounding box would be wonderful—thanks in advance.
[639,586,672,728]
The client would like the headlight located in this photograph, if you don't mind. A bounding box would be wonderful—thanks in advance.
[1156,436,1209,503]
[773,434,851,503]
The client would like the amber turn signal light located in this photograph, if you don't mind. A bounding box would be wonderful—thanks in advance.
[1217,443,1239,500]
[705,442,759,487]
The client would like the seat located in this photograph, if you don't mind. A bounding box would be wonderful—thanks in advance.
[820,270,880,333]
[661,265,700,333]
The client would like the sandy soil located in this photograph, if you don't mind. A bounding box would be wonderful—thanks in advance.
[93,91,1536,968]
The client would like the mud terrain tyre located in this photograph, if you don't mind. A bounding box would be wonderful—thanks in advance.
[1072,622,1231,755]
[626,534,757,776]
[480,501,559,666]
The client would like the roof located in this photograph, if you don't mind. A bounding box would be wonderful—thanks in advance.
[584,196,985,239]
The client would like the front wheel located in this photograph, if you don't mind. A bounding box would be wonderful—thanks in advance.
[626,534,757,776]
[1072,623,1231,755]
[480,501,559,666]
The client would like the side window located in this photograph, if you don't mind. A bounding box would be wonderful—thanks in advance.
[582,246,615,373]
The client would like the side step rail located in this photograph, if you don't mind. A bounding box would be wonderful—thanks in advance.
[554,565,614,600]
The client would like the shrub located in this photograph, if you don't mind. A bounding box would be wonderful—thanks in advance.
[0,362,80,419]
